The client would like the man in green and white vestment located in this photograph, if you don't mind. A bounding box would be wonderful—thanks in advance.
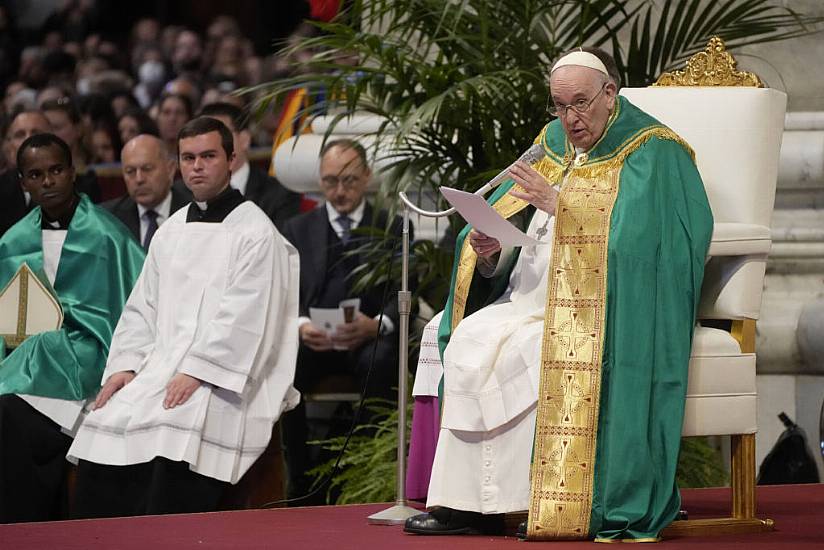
[0,133,144,523]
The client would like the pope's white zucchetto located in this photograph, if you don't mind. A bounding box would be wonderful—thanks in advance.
[551,50,609,77]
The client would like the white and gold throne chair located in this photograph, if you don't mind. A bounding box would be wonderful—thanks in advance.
[620,37,786,536]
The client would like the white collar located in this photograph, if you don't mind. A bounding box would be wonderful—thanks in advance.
[325,198,366,227]
[137,189,173,221]
[230,161,250,196]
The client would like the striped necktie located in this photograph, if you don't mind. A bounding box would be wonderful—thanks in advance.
[143,210,159,250]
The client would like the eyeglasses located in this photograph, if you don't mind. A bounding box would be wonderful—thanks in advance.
[547,82,607,118]
[320,174,363,191]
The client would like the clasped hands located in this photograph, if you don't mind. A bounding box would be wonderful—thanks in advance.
[93,371,202,411]
[469,160,558,257]
[300,312,379,352]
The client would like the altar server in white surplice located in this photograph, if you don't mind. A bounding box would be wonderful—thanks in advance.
[68,117,300,518]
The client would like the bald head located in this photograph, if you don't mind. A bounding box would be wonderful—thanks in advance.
[121,134,176,208]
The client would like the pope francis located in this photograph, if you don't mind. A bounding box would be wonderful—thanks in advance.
[405,47,713,542]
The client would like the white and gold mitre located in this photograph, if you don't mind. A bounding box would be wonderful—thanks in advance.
[0,263,63,349]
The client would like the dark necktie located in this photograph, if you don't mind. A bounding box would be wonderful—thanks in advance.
[143,210,159,250]
[337,215,352,245]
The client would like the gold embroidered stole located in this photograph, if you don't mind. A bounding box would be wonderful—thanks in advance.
[525,160,620,539]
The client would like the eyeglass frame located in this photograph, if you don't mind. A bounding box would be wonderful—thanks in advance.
[546,82,608,118]
[319,172,367,191]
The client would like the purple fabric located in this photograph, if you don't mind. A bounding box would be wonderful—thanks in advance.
[405,396,440,500]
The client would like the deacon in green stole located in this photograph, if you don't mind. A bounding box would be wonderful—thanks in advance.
[405,48,712,542]
[0,133,144,523]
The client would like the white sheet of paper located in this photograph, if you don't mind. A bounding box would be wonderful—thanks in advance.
[439,186,541,247]
[309,307,345,335]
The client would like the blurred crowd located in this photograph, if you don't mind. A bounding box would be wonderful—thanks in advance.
[0,1,311,175]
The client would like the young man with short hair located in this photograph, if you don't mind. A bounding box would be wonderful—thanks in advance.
[69,117,300,518]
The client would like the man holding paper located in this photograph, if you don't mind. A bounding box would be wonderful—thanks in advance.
[280,138,412,500]
[405,47,712,542]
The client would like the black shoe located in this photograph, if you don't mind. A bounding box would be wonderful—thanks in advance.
[516,521,527,540]
[404,507,504,536]
[677,509,688,521]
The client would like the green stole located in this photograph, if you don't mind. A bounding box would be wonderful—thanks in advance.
[437,97,713,541]
[0,194,145,400]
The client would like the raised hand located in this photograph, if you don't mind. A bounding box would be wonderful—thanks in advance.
[507,160,559,214]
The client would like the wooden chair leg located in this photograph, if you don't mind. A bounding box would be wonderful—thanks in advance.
[663,432,773,537]
[731,433,756,518]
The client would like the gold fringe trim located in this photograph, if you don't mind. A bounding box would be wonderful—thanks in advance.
[569,126,694,180]
[594,537,662,543]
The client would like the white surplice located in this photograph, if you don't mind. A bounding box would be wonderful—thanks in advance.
[425,207,555,514]
[67,202,300,483]
[19,229,87,435]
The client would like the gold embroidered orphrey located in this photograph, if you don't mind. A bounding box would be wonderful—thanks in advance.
[525,157,620,540]
[654,36,763,88]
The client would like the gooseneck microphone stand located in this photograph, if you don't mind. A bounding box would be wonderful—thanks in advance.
[366,194,454,525]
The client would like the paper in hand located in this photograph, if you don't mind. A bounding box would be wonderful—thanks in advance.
[309,307,344,335]
[439,186,541,247]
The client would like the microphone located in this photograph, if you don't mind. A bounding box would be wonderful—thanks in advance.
[475,143,546,196]
[399,144,548,218]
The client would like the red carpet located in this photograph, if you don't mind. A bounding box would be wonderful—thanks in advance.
[1,484,822,549]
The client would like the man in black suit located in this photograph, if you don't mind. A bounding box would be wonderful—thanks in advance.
[280,139,412,500]
[198,102,302,231]
[1,110,52,237]
[103,134,191,249]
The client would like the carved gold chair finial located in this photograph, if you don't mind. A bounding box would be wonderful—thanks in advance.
[654,36,763,88]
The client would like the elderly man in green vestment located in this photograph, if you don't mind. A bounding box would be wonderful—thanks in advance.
[0,133,144,523]
[404,48,713,541]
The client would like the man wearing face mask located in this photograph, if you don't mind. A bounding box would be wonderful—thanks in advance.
[133,58,167,109]
[405,47,713,542]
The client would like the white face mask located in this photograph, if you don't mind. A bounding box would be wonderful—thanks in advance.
[76,77,91,95]
[138,60,165,86]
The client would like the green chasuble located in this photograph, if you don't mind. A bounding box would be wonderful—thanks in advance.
[0,194,145,400]
[438,96,713,541]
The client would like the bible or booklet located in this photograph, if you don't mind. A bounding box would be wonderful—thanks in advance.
[309,298,361,350]
[439,186,541,247]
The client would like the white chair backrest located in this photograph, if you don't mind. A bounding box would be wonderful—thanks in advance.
[619,88,786,228]
[273,114,396,194]
[620,87,786,322]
